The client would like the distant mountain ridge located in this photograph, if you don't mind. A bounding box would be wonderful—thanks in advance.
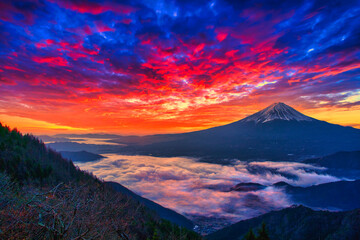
[60,151,104,162]
[206,205,360,240]
[273,180,360,211]
[304,151,360,170]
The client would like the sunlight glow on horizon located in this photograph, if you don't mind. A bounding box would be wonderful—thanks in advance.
[1,103,359,136]
[0,114,92,135]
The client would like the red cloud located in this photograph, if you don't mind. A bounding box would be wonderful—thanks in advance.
[3,66,25,72]
[46,39,56,45]
[35,39,56,48]
[52,0,135,15]
[32,56,68,66]
[216,32,228,42]
[95,21,115,32]
[35,43,47,48]
[57,40,99,56]
[67,52,88,60]
[215,28,229,42]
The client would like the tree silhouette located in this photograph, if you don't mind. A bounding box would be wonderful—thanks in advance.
[257,222,270,240]
[244,228,256,240]
[244,223,271,240]
[152,229,160,240]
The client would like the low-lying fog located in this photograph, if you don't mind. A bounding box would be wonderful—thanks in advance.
[75,154,340,231]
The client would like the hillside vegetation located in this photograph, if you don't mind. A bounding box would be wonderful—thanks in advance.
[207,206,360,240]
[0,123,201,240]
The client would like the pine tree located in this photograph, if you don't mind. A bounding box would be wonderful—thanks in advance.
[244,228,256,240]
[152,229,159,240]
[257,222,270,240]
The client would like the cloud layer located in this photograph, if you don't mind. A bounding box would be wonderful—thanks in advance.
[76,154,339,230]
[0,0,359,133]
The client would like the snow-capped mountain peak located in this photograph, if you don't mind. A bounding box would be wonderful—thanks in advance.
[242,102,314,123]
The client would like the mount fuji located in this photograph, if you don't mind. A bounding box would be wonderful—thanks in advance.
[101,103,360,161]
[240,102,314,123]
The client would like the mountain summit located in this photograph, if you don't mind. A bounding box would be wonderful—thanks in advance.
[242,102,314,123]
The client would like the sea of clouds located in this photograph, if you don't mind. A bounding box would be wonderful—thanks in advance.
[76,154,339,228]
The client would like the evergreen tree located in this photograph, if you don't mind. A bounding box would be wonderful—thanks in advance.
[151,229,159,240]
[244,228,256,240]
[257,222,270,240]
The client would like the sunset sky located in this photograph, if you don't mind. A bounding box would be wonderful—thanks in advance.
[0,0,359,135]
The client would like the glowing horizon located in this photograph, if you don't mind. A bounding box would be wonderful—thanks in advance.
[1,103,359,136]
[0,0,359,135]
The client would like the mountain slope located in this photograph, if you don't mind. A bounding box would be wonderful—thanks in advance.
[106,181,194,229]
[206,206,360,240]
[0,123,200,239]
[60,150,104,162]
[120,103,360,161]
[274,180,360,210]
[304,151,360,170]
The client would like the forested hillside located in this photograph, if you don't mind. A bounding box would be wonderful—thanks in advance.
[0,123,201,240]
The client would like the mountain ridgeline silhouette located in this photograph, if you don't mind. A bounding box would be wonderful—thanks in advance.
[206,205,360,240]
[121,103,360,161]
